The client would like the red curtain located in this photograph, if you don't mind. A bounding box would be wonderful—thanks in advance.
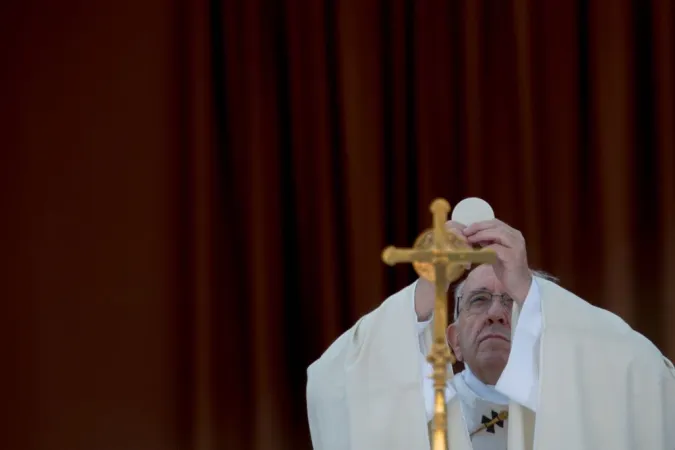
[2,1,674,449]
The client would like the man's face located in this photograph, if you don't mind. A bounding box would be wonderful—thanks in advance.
[446,264,513,376]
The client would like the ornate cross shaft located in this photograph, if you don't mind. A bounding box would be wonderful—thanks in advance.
[381,198,497,450]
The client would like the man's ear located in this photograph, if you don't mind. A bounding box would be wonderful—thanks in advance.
[446,323,463,362]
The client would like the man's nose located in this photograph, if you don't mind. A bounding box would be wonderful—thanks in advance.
[486,298,508,324]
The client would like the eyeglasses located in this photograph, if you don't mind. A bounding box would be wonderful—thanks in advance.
[455,290,514,317]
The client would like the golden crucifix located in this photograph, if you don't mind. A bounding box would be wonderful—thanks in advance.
[381,198,497,450]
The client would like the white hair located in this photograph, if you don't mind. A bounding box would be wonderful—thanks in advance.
[452,269,559,321]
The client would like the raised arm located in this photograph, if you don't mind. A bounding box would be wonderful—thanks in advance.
[306,281,429,450]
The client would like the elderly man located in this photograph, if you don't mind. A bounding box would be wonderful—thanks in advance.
[306,216,675,450]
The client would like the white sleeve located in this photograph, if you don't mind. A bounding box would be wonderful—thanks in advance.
[494,277,542,411]
[413,284,432,401]
[413,288,433,371]
[413,285,457,422]
[413,290,433,336]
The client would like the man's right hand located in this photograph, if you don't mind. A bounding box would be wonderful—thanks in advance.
[414,220,470,321]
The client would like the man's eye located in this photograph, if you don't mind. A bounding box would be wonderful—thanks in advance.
[470,295,490,304]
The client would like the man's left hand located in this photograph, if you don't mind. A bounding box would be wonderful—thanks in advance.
[462,219,532,305]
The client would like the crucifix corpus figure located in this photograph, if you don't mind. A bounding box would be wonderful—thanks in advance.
[306,197,675,450]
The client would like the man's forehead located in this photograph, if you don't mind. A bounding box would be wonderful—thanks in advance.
[454,265,500,319]
[463,264,498,290]
[461,265,510,298]
[454,265,507,318]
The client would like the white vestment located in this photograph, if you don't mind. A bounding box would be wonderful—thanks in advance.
[444,369,510,449]
[306,276,675,450]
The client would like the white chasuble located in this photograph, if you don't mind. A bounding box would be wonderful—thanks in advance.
[306,276,675,450]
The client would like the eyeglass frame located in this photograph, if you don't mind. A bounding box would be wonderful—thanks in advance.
[454,289,514,319]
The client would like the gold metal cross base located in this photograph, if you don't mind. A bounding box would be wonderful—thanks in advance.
[381,198,497,450]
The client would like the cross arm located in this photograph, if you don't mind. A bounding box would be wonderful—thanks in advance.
[381,246,435,265]
[436,248,497,264]
[382,246,497,266]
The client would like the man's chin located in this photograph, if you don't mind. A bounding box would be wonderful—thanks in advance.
[475,351,509,369]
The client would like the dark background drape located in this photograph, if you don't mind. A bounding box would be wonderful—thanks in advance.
[2,1,674,449]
